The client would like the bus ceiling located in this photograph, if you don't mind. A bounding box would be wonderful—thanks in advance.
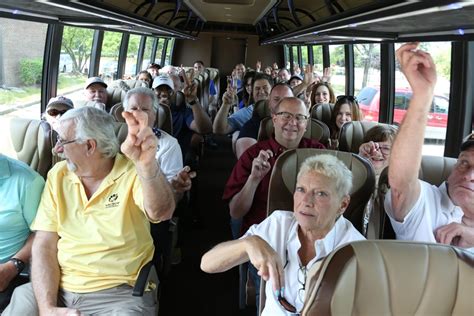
[0,1,474,44]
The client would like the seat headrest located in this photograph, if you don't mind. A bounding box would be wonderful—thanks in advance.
[311,103,334,127]
[338,121,389,153]
[257,117,330,146]
[268,148,375,233]
[302,240,474,316]
[9,118,53,178]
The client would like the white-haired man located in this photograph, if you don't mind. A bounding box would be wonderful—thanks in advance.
[385,42,474,251]
[3,106,175,315]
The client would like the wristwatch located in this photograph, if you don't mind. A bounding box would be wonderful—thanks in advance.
[8,258,25,274]
[188,99,198,106]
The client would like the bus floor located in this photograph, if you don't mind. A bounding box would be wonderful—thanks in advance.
[159,135,256,316]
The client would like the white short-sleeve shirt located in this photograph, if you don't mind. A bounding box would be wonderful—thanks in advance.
[155,130,183,181]
[385,180,464,243]
[242,211,365,316]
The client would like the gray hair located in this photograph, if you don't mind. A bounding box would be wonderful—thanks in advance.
[123,87,158,112]
[297,154,352,197]
[60,107,119,158]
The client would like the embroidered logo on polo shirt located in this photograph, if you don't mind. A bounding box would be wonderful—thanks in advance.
[106,193,119,208]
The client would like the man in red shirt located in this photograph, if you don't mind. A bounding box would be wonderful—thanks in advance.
[223,97,325,236]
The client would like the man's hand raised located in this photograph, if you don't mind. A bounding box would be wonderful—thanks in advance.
[121,110,157,168]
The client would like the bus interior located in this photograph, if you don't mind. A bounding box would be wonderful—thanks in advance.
[0,0,473,315]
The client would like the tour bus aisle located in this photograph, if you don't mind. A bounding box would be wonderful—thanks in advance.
[159,135,256,316]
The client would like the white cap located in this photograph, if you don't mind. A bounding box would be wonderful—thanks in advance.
[152,74,174,90]
[85,76,108,89]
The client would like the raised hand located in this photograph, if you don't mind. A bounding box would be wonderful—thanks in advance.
[121,110,157,167]
[303,64,316,86]
[245,236,284,293]
[396,42,437,95]
[321,67,332,83]
[222,86,237,106]
[256,60,262,72]
[171,166,196,194]
[250,149,274,181]
[436,222,474,248]
[359,141,379,159]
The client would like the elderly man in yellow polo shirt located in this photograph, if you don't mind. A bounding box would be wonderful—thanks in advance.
[3,106,175,315]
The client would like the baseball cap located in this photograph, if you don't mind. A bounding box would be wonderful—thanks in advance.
[289,75,303,82]
[46,96,74,111]
[152,74,174,90]
[460,133,474,151]
[85,77,108,89]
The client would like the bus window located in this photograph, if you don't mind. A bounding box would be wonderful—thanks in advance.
[57,26,93,102]
[0,18,47,121]
[99,31,122,83]
[354,43,380,99]
[329,44,345,96]
[292,46,298,67]
[141,37,154,71]
[124,34,141,79]
[312,45,323,76]
[156,38,165,66]
[395,42,452,157]
[301,46,309,67]
[163,38,174,66]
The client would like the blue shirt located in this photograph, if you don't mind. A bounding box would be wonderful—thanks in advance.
[171,105,194,156]
[0,155,44,263]
[228,104,254,131]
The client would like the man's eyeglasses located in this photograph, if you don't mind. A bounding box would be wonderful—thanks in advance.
[336,95,358,103]
[275,111,309,123]
[56,135,78,147]
[47,109,68,117]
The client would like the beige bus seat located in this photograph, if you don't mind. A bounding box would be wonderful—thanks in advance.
[109,102,173,135]
[338,121,390,153]
[106,79,144,112]
[375,155,457,239]
[257,117,330,146]
[310,103,334,127]
[267,148,375,233]
[8,118,53,178]
[301,240,474,316]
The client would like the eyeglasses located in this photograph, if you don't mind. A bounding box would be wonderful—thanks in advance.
[336,95,358,103]
[276,250,306,315]
[56,135,78,147]
[275,111,309,123]
[377,144,391,156]
[47,109,68,117]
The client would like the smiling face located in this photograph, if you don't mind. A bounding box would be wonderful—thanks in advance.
[314,85,330,104]
[369,141,392,174]
[252,79,272,102]
[85,83,108,105]
[269,85,294,113]
[336,103,352,129]
[447,148,474,214]
[293,171,350,234]
[272,98,308,147]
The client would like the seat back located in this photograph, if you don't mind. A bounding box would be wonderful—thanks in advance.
[338,121,390,153]
[310,103,334,127]
[8,118,53,178]
[109,102,173,135]
[113,122,129,145]
[257,117,331,149]
[267,148,375,233]
[106,79,144,111]
[253,100,270,119]
[302,240,474,316]
[375,155,457,239]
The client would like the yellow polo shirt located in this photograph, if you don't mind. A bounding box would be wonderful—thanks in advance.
[32,154,155,293]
